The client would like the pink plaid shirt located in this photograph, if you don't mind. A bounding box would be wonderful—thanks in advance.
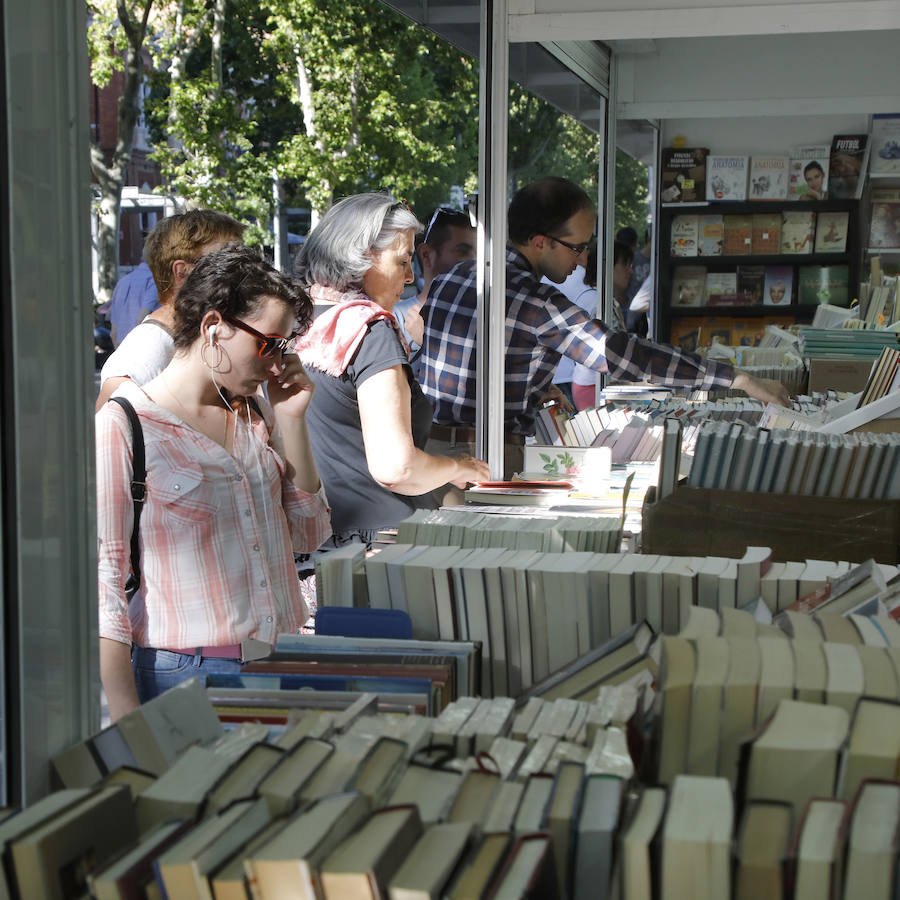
[97,381,332,649]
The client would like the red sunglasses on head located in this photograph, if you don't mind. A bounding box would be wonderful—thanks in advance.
[222,315,296,358]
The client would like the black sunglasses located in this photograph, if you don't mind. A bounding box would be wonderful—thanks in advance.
[222,315,295,358]
[545,234,594,255]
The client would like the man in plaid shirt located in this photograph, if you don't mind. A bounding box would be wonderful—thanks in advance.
[420,177,789,472]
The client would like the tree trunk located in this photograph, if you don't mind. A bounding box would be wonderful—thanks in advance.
[89,0,153,304]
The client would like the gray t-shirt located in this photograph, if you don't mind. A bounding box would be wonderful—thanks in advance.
[306,318,436,532]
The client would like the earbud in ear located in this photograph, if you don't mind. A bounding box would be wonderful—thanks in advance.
[208,325,217,347]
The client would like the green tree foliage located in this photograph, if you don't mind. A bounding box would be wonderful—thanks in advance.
[614,147,651,238]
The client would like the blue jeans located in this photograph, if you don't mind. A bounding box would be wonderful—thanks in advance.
[131,646,244,704]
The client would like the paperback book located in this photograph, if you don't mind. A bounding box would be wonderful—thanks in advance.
[670,215,700,257]
[813,211,849,253]
[870,113,900,175]
[869,189,900,249]
[751,213,781,254]
[723,215,752,255]
[797,265,850,307]
[762,266,794,307]
[706,156,749,201]
[788,145,830,201]
[698,215,724,256]
[660,147,709,203]
[829,134,870,199]
[737,265,766,306]
[780,210,816,254]
[749,156,789,200]
[670,265,707,307]
[706,271,744,306]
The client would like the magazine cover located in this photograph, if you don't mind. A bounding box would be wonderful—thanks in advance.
[788,145,830,200]
[829,134,870,199]
[660,147,709,203]
[870,114,900,175]
[670,215,700,257]
[763,265,794,306]
[780,210,816,254]
[797,265,850,306]
[670,265,707,307]
[813,211,849,253]
[706,156,749,201]
[748,156,789,200]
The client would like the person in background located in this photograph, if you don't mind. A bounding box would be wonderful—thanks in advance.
[294,193,489,553]
[420,176,791,476]
[570,244,599,411]
[393,204,477,366]
[109,259,158,346]
[616,225,650,338]
[610,240,636,332]
[96,209,245,411]
[97,246,330,721]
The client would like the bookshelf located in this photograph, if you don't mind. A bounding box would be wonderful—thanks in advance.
[656,198,860,346]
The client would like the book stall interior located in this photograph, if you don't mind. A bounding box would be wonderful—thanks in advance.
[7,4,900,900]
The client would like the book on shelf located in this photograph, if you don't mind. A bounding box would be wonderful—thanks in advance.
[444,832,511,899]
[670,265,707,307]
[736,264,766,305]
[813,211,849,253]
[791,797,848,900]
[868,189,900,249]
[829,134,870,199]
[840,698,900,802]
[858,345,900,407]
[483,831,556,898]
[723,214,752,255]
[660,147,709,203]
[870,113,900,175]
[788,144,831,201]
[661,775,733,900]
[841,779,900,900]
[617,784,666,900]
[705,155,749,201]
[705,271,745,306]
[669,214,699,257]
[733,800,793,900]
[797,265,850,307]
[763,266,794,306]
[386,821,473,900]
[697,214,724,256]
[749,156,789,200]
[751,212,781,254]
[780,210,816,254]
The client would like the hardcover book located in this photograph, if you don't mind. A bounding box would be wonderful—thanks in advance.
[698,215,724,256]
[751,213,781,254]
[788,145,830,200]
[670,214,700,257]
[670,265,707,307]
[868,189,900,249]
[797,265,850,307]
[660,147,709,203]
[737,265,766,305]
[813,211,849,253]
[780,210,816,254]
[870,113,900,175]
[762,266,794,306]
[749,156,789,200]
[706,155,749,201]
[723,215,752,255]
[829,134,870,199]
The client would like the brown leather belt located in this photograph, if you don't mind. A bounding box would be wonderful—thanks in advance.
[430,424,526,446]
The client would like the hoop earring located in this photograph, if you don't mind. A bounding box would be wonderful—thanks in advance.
[201,342,224,371]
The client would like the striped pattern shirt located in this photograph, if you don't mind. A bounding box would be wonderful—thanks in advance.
[421,247,734,435]
[97,381,332,649]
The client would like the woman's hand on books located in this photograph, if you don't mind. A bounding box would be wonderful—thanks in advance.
[732,370,791,407]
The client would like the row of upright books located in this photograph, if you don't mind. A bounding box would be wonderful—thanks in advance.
[670,210,848,257]
[671,263,850,309]
[661,134,872,203]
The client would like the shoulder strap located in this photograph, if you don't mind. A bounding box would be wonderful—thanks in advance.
[108,396,146,585]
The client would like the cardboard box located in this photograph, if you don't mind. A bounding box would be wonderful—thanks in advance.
[641,484,900,564]
[806,357,875,394]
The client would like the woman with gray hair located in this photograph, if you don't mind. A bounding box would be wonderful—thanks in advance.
[295,193,489,551]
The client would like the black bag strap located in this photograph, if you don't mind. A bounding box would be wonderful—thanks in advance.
[108,396,146,585]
